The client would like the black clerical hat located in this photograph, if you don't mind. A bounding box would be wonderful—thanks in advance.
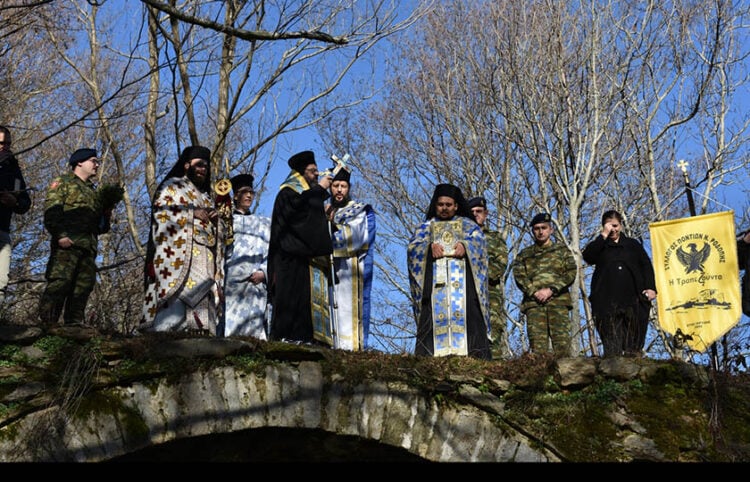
[288,151,315,172]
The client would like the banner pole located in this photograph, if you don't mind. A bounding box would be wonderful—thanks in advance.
[678,160,719,370]
[677,160,697,217]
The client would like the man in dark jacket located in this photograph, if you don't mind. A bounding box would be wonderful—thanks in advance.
[738,230,750,316]
[582,210,656,357]
[0,126,31,306]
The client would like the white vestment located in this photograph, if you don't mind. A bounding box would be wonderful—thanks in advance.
[331,200,376,350]
[223,210,271,338]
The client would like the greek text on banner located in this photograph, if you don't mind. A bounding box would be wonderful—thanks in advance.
[649,211,740,352]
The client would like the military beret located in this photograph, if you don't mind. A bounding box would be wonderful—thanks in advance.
[69,148,97,166]
[288,150,315,172]
[230,173,254,192]
[468,197,486,209]
[529,212,552,227]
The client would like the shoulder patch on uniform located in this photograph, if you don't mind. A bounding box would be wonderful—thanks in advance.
[49,179,61,190]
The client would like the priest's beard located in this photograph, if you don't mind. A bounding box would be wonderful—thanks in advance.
[331,195,350,210]
[187,165,209,191]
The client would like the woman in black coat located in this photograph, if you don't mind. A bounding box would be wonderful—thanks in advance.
[582,210,657,357]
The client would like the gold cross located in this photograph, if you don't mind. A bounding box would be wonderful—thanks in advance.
[677,159,689,173]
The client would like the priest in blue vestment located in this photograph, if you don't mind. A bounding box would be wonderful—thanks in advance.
[327,167,377,351]
[407,183,491,359]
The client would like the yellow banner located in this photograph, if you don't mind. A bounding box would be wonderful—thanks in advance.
[649,211,740,352]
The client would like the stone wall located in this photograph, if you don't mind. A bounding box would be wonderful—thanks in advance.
[0,325,748,462]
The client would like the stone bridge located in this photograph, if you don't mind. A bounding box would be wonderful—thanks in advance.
[0,325,747,462]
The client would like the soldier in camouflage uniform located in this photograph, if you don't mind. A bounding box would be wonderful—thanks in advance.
[469,197,510,359]
[512,213,577,357]
[39,148,111,326]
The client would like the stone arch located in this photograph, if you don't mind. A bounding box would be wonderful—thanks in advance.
[0,361,558,462]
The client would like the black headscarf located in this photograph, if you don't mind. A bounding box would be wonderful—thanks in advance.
[425,183,473,221]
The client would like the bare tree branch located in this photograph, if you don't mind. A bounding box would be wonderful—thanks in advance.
[140,0,349,44]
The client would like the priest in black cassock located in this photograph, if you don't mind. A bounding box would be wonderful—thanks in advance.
[267,151,334,345]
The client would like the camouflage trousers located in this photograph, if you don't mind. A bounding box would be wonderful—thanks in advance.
[38,246,97,326]
[488,289,509,359]
[523,304,572,357]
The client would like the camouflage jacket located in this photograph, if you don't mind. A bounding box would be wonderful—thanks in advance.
[43,172,109,253]
[513,240,577,311]
[484,228,508,289]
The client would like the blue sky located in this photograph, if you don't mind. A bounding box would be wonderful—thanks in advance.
[227,1,750,357]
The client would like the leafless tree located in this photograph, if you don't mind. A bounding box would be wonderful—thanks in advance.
[318,0,750,361]
[0,0,428,334]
